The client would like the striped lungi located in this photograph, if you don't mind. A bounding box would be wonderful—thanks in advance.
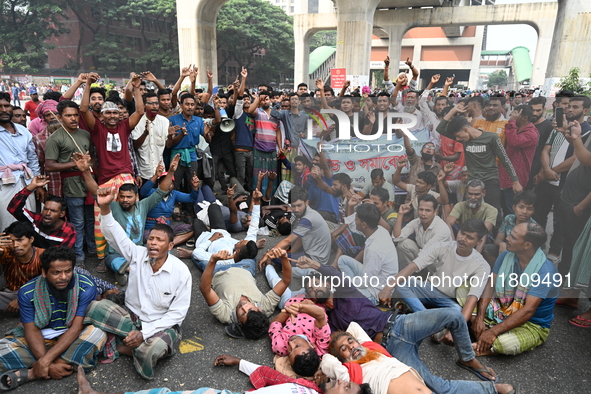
[253,149,277,196]
[0,325,106,371]
[94,173,135,259]
[280,148,297,186]
[84,299,180,380]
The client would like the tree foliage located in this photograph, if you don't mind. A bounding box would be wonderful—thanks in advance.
[487,69,508,88]
[310,30,336,53]
[68,0,178,78]
[216,0,294,85]
[0,0,69,72]
[556,67,591,97]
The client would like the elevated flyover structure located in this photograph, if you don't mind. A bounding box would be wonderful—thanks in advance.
[177,0,591,89]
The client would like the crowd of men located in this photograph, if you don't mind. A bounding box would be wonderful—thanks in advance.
[0,55,589,394]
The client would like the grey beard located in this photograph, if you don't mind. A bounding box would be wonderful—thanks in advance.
[149,257,157,266]
[467,199,482,209]
[404,104,416,114]
[349,346,367,361]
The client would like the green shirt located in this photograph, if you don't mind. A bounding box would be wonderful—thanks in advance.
[449,201,498,228]
[44,127,92,198]
[108,187,166,254]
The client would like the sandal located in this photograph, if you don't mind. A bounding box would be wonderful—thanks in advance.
[185,239,196,249]
[569,315,591,328]
[0,368,29,391]
[96,259,108,273]
[455,360,498,382]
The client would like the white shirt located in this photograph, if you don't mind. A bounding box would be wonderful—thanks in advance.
[131,114,169,179]
[392,215,451,250]
[101,212,192,339]
[362,226,399,297]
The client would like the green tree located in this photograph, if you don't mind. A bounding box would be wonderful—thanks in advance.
[556,67,591,97]
[310,30,336,52]
[69,0,178,78]
[0,0,69,72]
[216,0,294,85]
[487,69,508,88]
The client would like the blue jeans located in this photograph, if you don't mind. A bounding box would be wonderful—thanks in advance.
[265,265,292,309]
[192,256,256,277]
[395,278,462,313]
[84,203,96,254]
[105,253,128,274]
[65,196,85,262]
[386,308,496,394]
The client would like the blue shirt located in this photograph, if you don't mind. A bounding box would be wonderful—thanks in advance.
[493,251,559,328]
[169,113,204,162]
[140,179,201,230]
[19,273,98,330]
[308,176,340,221]
[498,214,537,238]
[0,123,41,183]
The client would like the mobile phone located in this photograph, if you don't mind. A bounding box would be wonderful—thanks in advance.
[555,107,564,127]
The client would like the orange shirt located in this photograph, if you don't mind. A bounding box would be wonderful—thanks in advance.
[0,247,43,291]
[473,117,508,145]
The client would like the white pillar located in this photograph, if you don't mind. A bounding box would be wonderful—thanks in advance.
[531,20,554,86]
[468,26,485,90]
[293,16,312,89]
[334,0,381,78]
[386,25,407,76]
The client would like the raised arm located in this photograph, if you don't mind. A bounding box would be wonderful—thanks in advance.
[442,76,454,97]
[128,76,145,129]
[142,71,165,91]
[62,73,87,100]
[383,56,390,82]
[80,73,98,131]
[392,157,408,190]
[171,66,191,108]
[315,79,330,110]
[189,66,197,96]
[339,80,350,97]
[200,250,233,306]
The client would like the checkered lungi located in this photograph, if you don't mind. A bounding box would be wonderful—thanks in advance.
[335,228,365,257]
[84,299,180,380]
[488,319,550,355]
[253,149,277,196]
[94,173,135,259]
[0,325,106,371]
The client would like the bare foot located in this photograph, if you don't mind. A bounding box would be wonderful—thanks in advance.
[77,365,101,394]
[176,247,191,259]
[458,358,496,381]
[256,239,266,249]
[494,383,515,394]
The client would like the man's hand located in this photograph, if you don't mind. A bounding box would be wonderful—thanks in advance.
[452,102,467,115]
[443,162,455,174]
[240,66,248,79]
[398,203,411,216]
[123,330,144,348]
[574,203,585,217]
[315,78,324,90]
[208,232,224,242]
[431,74,441,85]
[35,188,47,204]
[252,188,262,205]
[96,186,117,208]
[378,286,394,308]
[141,71,157,82]
[384,55,390,67]
[310,166,322,179]
[397,157,408,168]
[475,329,496,354]
[130,75,142,89]
[71,151,92,172]
[367,110,376,125]
[564,120,582,144]
[512,181,523,194]
[257,171,267,183]
[437,170,446,183]
[405,57,413,69]
[207,68,213,79]
[267,171,277,182]
[472,317,486,340]
[48,362,73,380]
[343,80,351,90]
[154,160,165,179]
[0,233,14,251]
[444,76,454,87]
[266,247,287,261]
[27,175,50,191]
[189,67,197,83]
[77,73,89,84]
[214,354,241,366]
[348,194,362,207]
[227,184,236,200]
[211,250,234,263]
[190,172,200,190]
[289,255,320,270]
[169,153,181,173]
[181,66,191,78]
[88,72,100,84]
[32,358,51,380]
[509,108,522,122]
[4,298,18,313]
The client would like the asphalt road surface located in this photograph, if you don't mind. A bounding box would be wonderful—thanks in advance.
[1,229,590,394]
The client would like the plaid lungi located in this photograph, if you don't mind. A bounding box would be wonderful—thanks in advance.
[253,149,277,196]
[335,228,365,256]
[94,173,135,259]
[0,325,106,372]
[84,299,181,380]
[488,319,550,355]
[280,149,297,185]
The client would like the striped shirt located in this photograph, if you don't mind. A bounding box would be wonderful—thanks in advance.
[253,108,279,153]
[18,272,97,330]
[0,247,42,291]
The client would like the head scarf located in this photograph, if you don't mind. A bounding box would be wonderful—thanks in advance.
[35,99,58,118]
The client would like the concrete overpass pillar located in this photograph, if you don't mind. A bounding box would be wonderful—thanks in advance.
[334,0,381,79]
[176,0,229,87]
[531,20,554,86]
[385,25,408,74]
[293,20,313,88]
[546,0,591,79]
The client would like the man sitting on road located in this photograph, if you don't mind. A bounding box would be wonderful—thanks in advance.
[199,248,292,340]
[8,175,76,250]
[392,194,451,269]
[0,246,106,390]
[84,185,192,380]
[445,179,498,236]
[471,222,559,356]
